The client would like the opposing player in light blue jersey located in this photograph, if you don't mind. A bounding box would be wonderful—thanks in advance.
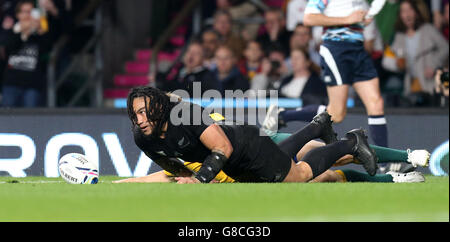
[303,0,388,149]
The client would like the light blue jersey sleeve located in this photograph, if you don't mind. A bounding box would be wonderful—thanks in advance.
[305,0,327,14]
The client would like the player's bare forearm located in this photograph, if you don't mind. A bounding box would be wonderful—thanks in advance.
[199,123,233,158]
[112,171,173,183]
[196,124,233,183]
[304,10,366,27]
[304,13,351,27]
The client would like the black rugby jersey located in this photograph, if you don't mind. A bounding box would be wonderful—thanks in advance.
[133,101,244,166]
[132,101,292,182]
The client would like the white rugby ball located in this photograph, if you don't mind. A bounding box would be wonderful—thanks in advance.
[58,153,99,184]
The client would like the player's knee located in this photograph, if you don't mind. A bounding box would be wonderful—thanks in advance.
[329,109,346,123]
[284,162,313,182]
[326,104,347,123]
[367,96,385,114]
[376,96,385,111]
[301,168,314,182]
[296,162,314,182]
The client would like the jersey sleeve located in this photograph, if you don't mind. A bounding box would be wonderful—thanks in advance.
[305,0,327,14]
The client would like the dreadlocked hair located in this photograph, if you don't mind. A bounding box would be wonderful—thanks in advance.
[127,86,175,138]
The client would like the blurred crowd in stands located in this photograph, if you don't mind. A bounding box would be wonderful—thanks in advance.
[155,0,449,108]
[0,0,448,108]
[0,0,68,107]
[0,0,90,107]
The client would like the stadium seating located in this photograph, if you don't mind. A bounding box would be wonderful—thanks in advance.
[103,26,186,102]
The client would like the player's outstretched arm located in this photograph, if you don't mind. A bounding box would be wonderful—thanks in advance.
[199,123,234,158]
[177,124,233,184]
[112,170,173,183]
[304,10,367,27]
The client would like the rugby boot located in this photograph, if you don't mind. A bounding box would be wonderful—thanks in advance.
[345,128,379,176]
[311,111,338,144]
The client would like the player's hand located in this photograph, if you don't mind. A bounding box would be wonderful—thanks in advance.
[175,177,201,184]
[363,17,373,26]
[346,10,367,25]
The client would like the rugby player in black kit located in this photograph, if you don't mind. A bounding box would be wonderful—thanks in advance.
[127,86,378,184]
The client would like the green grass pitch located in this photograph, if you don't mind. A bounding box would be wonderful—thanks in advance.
[0,175,448,222]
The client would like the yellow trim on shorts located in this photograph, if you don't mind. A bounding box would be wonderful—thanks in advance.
[334,170,347,183]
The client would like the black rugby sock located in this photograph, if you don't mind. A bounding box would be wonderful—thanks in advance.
[279,105,326,122]
[277,122,323,158]
[301,138,356,178]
